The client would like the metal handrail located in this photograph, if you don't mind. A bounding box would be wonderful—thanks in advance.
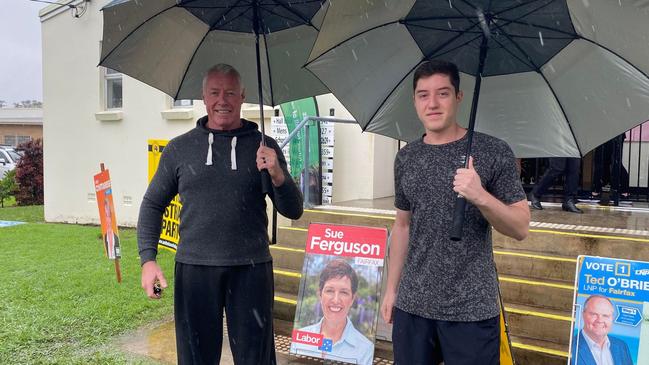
[279,115,355,207]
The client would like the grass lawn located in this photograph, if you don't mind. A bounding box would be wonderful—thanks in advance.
[0,205,176,364]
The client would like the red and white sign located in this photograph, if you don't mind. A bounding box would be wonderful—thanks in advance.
[292,329,324,347]
[306,223,387,264]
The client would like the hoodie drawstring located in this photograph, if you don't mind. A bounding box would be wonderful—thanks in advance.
[230,136,238,170]
[205,132,213,166]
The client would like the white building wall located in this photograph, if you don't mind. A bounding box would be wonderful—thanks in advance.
[41,1,397,227]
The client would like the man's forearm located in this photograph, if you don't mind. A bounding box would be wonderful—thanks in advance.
[136,196,167,264]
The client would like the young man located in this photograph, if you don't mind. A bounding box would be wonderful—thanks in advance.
[137,64,303,364]
[381,60,530,364]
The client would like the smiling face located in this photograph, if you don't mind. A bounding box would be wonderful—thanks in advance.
[318,276,355,326]
[582,296,614,343]
[202,71,245,130]
[414,73,463,136]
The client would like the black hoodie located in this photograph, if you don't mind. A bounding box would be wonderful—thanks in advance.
[137,116,303,266]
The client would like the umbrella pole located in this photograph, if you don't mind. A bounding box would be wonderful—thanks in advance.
[450,35,489,241]
[253,4,272,194]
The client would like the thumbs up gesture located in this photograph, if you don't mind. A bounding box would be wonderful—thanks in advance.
[453,156,486,204]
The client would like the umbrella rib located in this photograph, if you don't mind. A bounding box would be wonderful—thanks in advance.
[261,31,276,106]
[502,15,649,84]
[427,34,483,60]
[99,4,177,66]
[272,0,319,30]
[490,22,542,71]
[407,23,484,35]
[304,21,401,68]
[208,0,251,31]
[257,5,319,32]
[491,24,583,155]
[490,37,537,71]
[493,0,554,18]
[174,30,213,101]
[499,18,579,38]
[538,72,583,156]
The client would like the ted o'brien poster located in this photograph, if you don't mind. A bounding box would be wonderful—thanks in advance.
[569,256,649,365]
[290,223,387,365]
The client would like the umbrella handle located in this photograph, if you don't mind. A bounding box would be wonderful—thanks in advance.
[261,169,271,195]
[450,196,467,241]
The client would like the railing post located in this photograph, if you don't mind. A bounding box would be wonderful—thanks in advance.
[303,122,311,208]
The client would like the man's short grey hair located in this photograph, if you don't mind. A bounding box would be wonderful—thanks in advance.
[202,63,242,89]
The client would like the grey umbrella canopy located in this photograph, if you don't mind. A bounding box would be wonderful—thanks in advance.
[100,0,329,110]
[100,0,330,193]
[305,0,649,158]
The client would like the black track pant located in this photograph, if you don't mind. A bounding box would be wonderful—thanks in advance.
[392,308,500,365]
[174,261,276,365]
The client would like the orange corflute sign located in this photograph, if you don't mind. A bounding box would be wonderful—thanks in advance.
[94,169,121,260]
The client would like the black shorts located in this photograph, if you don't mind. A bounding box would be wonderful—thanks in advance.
[392,307,500,365]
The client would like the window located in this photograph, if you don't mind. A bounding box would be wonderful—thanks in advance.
[17,136,31,146]
[4,135,16,146]
[173,99,193,108]
[104,68,123,109]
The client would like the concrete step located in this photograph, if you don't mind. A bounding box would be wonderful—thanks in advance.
[499,274,575,312]
[494,249,578,282]
[273,291,297,322]
[510,335,568,365]
[276,226,309,249]
[504,303,572,346]
[273,268,301,295]
[270,244,305,270]
[494,228,649,261]
[292,208,394,229]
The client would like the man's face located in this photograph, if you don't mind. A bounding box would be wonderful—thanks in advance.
[202,72,244,130]
[413,74,463,134]
[318,276,355,325]
[582,297,614,339]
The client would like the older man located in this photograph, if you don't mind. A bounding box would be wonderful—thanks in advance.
[137,64,303,364]
[573,295,633,365]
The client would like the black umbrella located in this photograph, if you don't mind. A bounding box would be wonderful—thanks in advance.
[100,0,330,175]
[100,0,330,192]
[305,0,649,239]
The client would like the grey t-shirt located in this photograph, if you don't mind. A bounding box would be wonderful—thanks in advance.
[394,132,525,321]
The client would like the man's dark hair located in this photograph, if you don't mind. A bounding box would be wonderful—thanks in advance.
[319,259,359,294]
[413,60,460,94]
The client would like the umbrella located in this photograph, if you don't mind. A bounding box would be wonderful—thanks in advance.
[305,0,649,158]
[99,0,330,137]
[305,0,649,239]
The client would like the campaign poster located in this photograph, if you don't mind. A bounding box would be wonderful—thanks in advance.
[290,223,387,365]
[147,139,181,251]
[569,256,649,365]
[93,169,121,259]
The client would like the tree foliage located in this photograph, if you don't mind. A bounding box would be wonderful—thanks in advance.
[13,100,43,108]
[0,169,17,208]
[14,139,44,205]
